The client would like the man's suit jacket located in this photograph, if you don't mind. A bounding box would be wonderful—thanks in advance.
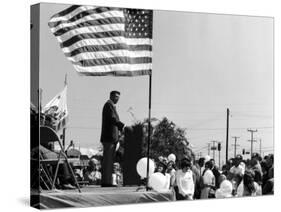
[100,100,124,144]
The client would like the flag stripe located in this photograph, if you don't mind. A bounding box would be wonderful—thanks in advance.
[61,37,152,52]
[68,50,152,62]
[77,69,151,76]
[49,7,122,28]
[61,31,125,47]
[49,5,97,24]
[56,24,125,43]
[50,11,125,33]
[73,57,152,66]
[50,5,81,19]
[73,63,152,74]
[64,43,152,57]
[53,17,125,36]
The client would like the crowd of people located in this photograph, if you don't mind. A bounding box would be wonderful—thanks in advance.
[46,150,274,200]
[153,152,274,200]
[72,160,123,187]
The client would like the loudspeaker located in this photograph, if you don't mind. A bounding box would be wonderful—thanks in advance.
[123,124,143,186]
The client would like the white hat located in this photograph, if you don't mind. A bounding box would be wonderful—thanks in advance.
[215,180,233,198]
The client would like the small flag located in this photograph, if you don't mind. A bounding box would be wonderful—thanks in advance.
[48,5,153,76]
[43,85,68,131]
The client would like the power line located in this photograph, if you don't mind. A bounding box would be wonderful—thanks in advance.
[187,127,272,131]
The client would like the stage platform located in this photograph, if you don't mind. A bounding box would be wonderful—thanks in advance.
[31,186,175,209]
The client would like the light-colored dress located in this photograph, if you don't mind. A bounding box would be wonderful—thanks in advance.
[176,169,195,199]
[200,169,215,199]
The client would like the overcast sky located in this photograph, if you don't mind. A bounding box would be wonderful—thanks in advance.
[38,3,273,162]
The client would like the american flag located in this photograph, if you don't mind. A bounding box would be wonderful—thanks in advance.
[48,5,153,76]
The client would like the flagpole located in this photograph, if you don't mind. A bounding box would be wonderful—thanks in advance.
[146,73,152,191]
[62,74,67,150]
[39,88,44,124]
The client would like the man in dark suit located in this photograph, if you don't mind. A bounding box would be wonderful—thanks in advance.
[100,90,125,187]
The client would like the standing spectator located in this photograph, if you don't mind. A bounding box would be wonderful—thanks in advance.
[198,157,205,176]
[228,155,244,194]
[191,159,201,199]
[250,153,263,179]
[262,154,274,195]
[237,170,262,197]
[156,161,171,191]
[251,153,263,174]
[175,159,195,200]
[166,161,176,188]
[200,161,216,199]
[210,159,221,189]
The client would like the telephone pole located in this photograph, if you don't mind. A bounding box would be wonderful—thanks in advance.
[211,140,217,161]
[226,108,230,162]
[247,129,258,157]
[218,142,222,169]
[208,143,211,155]
[232,136,240,157]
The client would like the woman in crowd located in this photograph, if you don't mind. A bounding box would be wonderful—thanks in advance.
[175,158,195,200]
[237,170,261,197]
[200,160,216,199]
[166,160,177,188]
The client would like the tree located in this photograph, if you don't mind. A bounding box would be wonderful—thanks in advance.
[140,117,195,162]
[116,117,195,164]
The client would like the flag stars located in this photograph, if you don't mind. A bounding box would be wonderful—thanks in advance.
[124,9,152,38]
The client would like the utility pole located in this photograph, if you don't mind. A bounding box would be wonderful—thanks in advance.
[247,129,258,157]
[226,108,230,162]
[208,143,211,155]
[232,136,240,157]
[211,140,217,161]
[218,142,222,169]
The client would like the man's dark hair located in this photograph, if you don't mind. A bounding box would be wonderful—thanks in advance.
[243,170,256,194]
[198,157,205,167]
[205,161,213,169]
[180,158,191,169]
[110,90,121,96]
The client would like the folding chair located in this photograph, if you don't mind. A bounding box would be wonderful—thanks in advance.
[40,126,81,192]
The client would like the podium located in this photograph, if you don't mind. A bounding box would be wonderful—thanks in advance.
[123,125,144,186]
